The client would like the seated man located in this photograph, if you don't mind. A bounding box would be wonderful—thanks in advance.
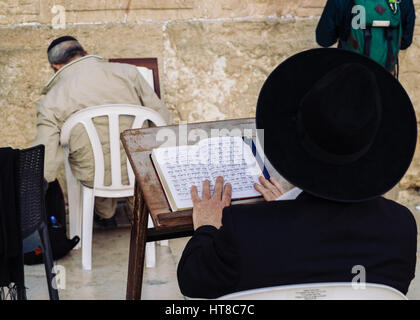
[177,48,418,299]
[33,36,173,225]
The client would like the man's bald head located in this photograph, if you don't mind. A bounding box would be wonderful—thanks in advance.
[47,37,87,72]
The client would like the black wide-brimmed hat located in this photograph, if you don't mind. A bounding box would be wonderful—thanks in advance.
[256,48,417,202]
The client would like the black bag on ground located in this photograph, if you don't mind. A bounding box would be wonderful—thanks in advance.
[24,180,79,265]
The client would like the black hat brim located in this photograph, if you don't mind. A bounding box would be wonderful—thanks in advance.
[256,48,417,202]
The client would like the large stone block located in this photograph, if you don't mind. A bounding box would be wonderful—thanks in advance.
[399,36,420,189]
[0,0,329,25]
[400,38,420,119]
[0,48,48,148]
[0,0,40,24]
[400,136,420,190]
[7,0,40,15]
[68,0,194,11]
[163,18,318,123]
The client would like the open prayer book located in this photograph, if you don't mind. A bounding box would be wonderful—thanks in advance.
[151,136,265,211]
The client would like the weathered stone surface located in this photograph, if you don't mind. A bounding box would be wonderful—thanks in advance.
[1,0,420,24]
[399,36,420,190]
[400,137,420,190]
[397,189,420,228]
[69,0,194,11]
[0,0,328,25]
[400,38,420,120]
[163,18,317,122]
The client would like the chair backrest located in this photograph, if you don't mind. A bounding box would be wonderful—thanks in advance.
[218,283,408,300]
[18,145,46,239]
[109,58,161,98]
[60,105,167,197]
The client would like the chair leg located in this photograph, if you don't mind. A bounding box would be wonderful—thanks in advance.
[16,284,27,300]
[38,224,59,300]
[145,215,156,268]
[81,187,95,270]
[16,254,27,300]
[68,179,82,250]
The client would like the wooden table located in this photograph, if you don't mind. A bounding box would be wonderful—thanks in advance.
[121,118,284,300]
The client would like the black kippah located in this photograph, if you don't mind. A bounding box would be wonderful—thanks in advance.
[47,36,78,53]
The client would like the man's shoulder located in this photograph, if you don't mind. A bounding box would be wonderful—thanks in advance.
[327,0,354,13]
[336,0,353,6]
[325,0,353,9]
[101,60,138,75]
[225,195,416,228]
[376,197,417,227]
[400,0,416,14]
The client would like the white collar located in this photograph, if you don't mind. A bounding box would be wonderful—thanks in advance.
[276,187,303,201]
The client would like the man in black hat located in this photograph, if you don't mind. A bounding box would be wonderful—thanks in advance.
[177,48,418,299]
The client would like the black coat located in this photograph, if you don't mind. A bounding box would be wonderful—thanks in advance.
[0,148,23,289]
[177,192,417,299]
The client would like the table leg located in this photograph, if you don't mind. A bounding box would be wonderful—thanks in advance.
[126,182,148,300]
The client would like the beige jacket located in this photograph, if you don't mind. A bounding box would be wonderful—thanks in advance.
[34,55,172,187]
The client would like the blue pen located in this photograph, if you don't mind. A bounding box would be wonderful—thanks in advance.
[243,137,271,180]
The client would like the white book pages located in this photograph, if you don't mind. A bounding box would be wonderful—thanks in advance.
[152,136,263,210]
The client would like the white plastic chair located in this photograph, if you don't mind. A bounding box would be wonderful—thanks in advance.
[218,282,408,300]
[60,104,166,270]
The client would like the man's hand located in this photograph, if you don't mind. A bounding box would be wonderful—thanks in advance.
[254,176,285,202]
[190,176,232,231]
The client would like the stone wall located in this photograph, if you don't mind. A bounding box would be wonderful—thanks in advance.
[0,0,419,192]
[0,0,327,24]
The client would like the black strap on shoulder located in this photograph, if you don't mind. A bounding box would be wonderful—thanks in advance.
[363,27,372,56]
[385,28,394,72]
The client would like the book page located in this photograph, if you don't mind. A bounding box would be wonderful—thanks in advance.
[152,145,212,210]
[198,136,263,199]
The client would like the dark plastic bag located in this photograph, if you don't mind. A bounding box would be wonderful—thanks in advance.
[24,180,79,265]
